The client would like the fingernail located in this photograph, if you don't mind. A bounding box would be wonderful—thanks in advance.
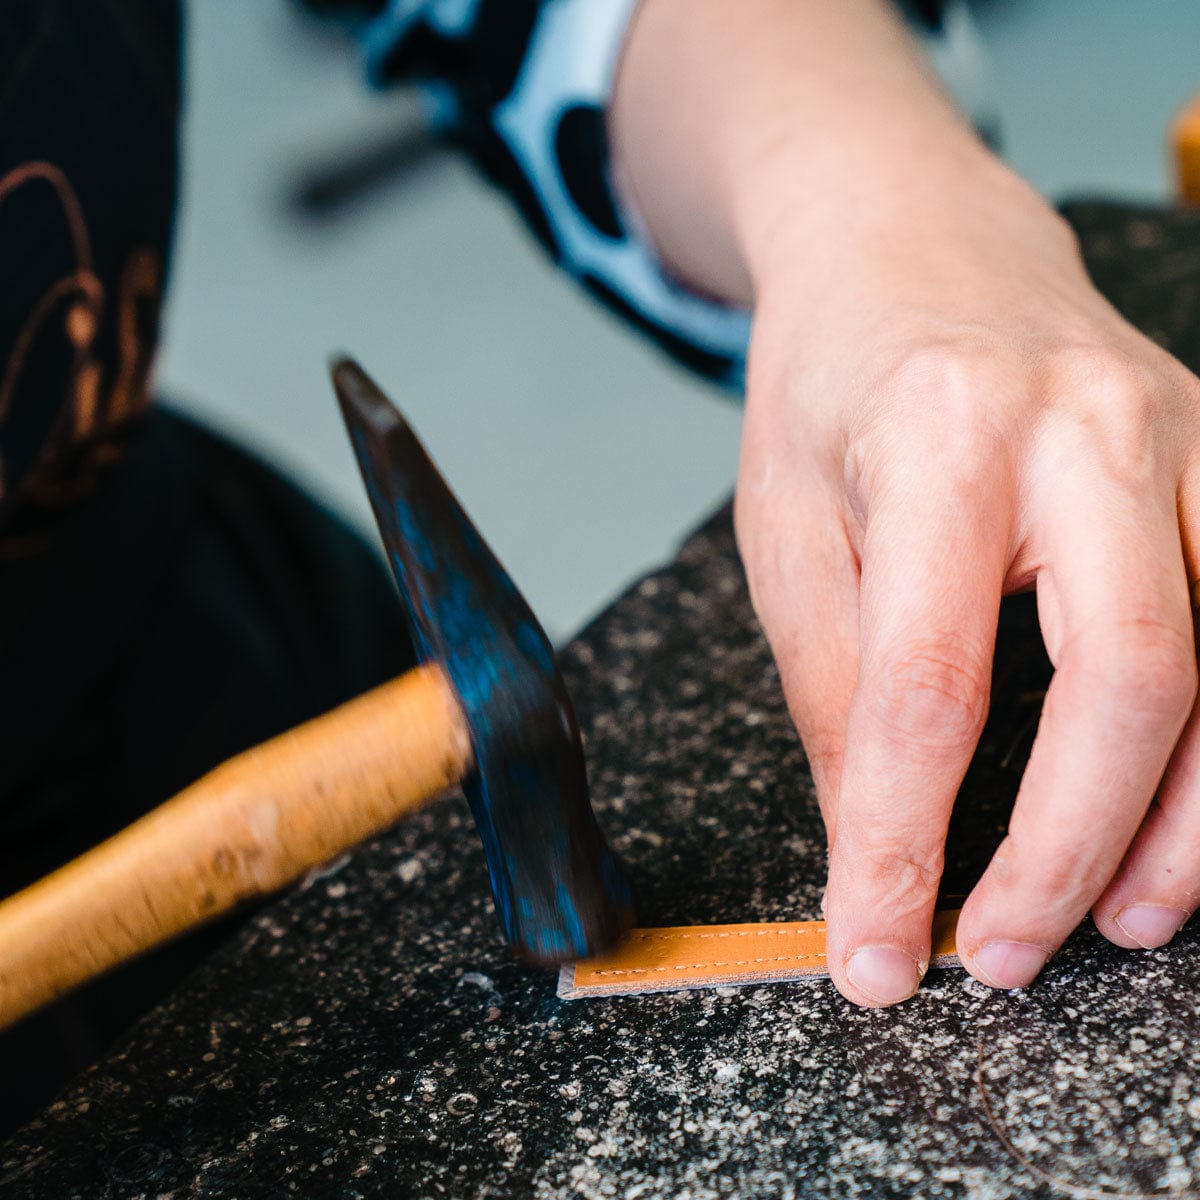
[1114,904,1188,950]
[846,946,922,1004]
[972,941,1048,989]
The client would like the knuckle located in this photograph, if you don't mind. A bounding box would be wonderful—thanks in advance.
[800,732,845,792]
[990,833,1108,917]
[853,342,1011,492]
[1042,345,1167,465]
[865,641,990,749]
[1047,344,1151,403]
[842,828,945,912]
[883,340,999,405]
[1078,617,1197,721]
[1097,345,1149,391]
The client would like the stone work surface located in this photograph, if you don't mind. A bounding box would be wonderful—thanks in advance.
[5,203,1200,1197]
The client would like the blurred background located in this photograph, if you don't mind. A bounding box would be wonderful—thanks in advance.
[159,0,1200,644]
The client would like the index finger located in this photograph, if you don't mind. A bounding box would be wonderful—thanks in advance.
[824,442,1012,1007]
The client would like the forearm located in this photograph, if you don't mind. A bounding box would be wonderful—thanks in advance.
[610,0,1008,308]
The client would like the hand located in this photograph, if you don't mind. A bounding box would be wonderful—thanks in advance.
[611,0,1200,1006]
[736,153,1200,1005]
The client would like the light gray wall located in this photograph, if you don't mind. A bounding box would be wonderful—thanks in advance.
[972,0,1200,201]
[158,0,1200,642]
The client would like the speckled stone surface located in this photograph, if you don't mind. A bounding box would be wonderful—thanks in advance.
[5,203,1200,1198]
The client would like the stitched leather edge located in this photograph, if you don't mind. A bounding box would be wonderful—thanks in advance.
[558,910,960,999]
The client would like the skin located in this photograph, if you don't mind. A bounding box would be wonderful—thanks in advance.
[611,0,1200,1007]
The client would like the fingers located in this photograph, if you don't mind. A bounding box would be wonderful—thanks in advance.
[1090,469,1200,949]
[1091,672,1200,950]
[823,439,1012,1007]
[1091,771,1198,950]
[956,478,1197,988]
[743,338,1200,1006]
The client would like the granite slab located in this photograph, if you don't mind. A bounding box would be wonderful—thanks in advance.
[5,202,1200,1198]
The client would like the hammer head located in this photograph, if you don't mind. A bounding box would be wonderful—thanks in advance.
[332,359,635,965]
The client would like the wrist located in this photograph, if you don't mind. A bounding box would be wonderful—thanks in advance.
[735,109,1003,290]
[614,0,1005,312]
[740,131,1080,316]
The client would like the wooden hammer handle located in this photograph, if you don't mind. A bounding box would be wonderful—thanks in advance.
[0,663,472,1031]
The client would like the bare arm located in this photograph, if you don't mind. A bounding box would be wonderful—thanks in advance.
[611,0,995,306]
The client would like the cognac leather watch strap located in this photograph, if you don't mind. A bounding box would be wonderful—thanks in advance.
[559,910,960,999]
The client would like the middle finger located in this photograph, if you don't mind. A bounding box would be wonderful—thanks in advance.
[957,471,1197,988]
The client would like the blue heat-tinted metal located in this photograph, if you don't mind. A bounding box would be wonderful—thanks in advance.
[335,359,635,964]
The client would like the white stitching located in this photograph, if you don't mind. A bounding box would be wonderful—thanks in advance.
[588,952,828,978]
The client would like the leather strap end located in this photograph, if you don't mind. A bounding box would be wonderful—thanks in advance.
[558,910,960,1000]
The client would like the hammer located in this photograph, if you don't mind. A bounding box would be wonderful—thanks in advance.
[0,360,635,1031]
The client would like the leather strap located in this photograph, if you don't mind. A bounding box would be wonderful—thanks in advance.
[558,909,960,999]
